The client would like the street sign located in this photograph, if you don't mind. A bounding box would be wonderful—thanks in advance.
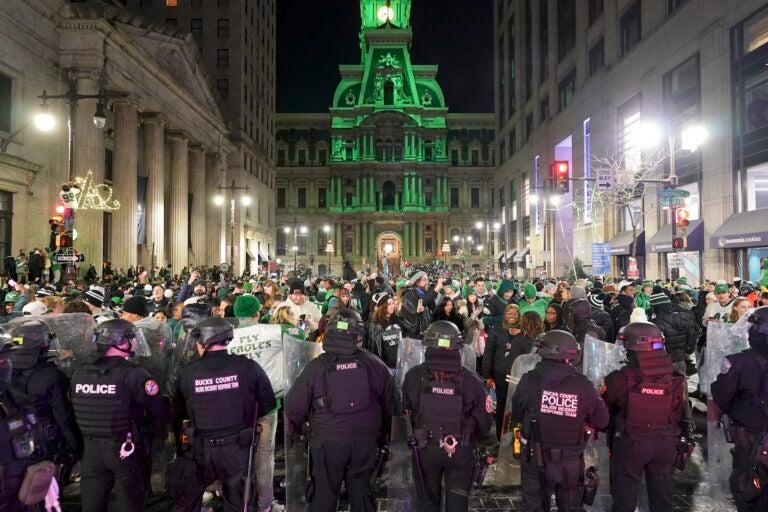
[595,168,614,191]
[540,251,551,262]
[658,188,691,199]
[525,254,535,269]
[659,196,686,207]
[667,252,684,269]
[592,243,611,275]
[55,254,84,263]
[627,257,640,279]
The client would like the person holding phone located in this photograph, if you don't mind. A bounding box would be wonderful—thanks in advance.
[399,271,443,339]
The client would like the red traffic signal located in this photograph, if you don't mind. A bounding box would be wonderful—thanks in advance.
[672,237,686,250]
[551,160,570,194]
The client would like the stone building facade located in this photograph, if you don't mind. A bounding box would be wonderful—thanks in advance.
[275,0,495,276]
[0,0,273,275]
[494,0,768,284]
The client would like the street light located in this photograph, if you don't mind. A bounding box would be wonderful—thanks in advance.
[325,239,335,276]
[292,245,299,271]
[215,180,250,271]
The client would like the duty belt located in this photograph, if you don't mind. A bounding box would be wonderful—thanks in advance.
[197,428,251,449]
[413,428,472,447]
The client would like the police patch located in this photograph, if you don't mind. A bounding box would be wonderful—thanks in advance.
[485,394,494,414]
[144,380,159,396]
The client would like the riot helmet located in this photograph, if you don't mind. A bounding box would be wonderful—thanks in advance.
[423,320,463,372]
[0,339,15,393]
[323,308,364,356]
[618,322,665,352]
[182,302,212,322]
[192,317,234,348]
[747,306,768,350]
[535,330,580,362]
[7,320,55,370]
[93,319,145,357]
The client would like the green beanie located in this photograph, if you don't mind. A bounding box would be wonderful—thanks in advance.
[234,294,261,318]
[396,278,407,291]
[523,283,536,299]
[497,279,516,296]
[244,282,253,293]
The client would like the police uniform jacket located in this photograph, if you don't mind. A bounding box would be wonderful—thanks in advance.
[71,356,168,439]
[179,351,276,437]
[511,360,609,456]
[402,363,492,443]
[12,361,79,451]
[711,349,768,432]
[284,349,394,441]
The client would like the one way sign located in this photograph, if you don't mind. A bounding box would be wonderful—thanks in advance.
[596,168,614,191]
[56,254,85,263]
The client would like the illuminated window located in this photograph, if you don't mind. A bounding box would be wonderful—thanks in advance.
[165,0,177,6]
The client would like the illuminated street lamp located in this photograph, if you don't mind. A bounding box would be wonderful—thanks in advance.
[215,180,251,271]
[292,245,299,271]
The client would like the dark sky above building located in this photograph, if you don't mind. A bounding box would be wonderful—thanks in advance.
[276,0,493,114]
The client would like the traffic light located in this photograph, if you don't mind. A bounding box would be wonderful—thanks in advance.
[674,208,690,250]
[551,160,570,194]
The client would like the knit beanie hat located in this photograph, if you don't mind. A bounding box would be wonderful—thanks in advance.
[234,294,261,318]
[523,283,536,299]
[122,295,149,317]
[588,292,606,310]
[649,286,671,307]
[82,286,105,309]
[630,307,649,323]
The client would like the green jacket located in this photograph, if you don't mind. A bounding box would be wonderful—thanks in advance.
[517,297,549,319]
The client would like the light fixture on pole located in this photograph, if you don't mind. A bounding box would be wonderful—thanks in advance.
[292,245,299,271]
[325,239,335,276]
[215,180,250,272]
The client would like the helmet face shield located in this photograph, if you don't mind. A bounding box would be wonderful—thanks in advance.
[130,328,151,358]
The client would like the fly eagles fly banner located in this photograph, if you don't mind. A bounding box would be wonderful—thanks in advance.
[227,323,287,397]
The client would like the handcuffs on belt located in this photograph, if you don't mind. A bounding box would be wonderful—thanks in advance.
[440,434,459,457]
[119,432,135,459]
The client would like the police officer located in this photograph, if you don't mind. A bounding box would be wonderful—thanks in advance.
[8,320,81,471]
[172,317,276,512]
[284,308,394,512]
[603,322,693,512]
[711,306,768,511]
[511,330,609,512]
[402,320,492,512]
[0,338,46,511]
[70,319,168,512]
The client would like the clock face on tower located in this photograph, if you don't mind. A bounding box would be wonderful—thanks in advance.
[377,4,394,23]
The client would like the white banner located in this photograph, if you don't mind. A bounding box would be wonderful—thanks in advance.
[227,324,286,397]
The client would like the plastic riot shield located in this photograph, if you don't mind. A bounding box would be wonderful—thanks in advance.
[387,339,479,507]
[705,315,751,500]
[167,319,201,401]
[282,335,323,512]
[583,334,626,389]
[8,313,97,378]
[487,353,541,486]
[134,317,173,382]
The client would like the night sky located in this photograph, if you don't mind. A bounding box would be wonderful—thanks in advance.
[276,0,493,114]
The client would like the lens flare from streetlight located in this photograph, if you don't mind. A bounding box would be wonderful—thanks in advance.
[214,195,225,206]
[477,245,484,251]
[241,195,252,206]
[34,110,55,132]
[283,226,291,233]
[681,124,708,152]
[633,121,664,150]
[493,222,501,229]
[529,194,539,204]
[323,225,331,233]
[452,235,459,242]
[299,226,308,234]
[549,195,561,206]
[475,221,483,229]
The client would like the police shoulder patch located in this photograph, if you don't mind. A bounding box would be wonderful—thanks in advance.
[144,379,159,396]
[485,394,494,414]
[720,359,732,375]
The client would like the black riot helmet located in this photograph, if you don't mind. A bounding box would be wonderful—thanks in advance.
[535,329,581,362]
[618,322,666,352]
[323,308,365,356]
[7,320,55,370]
[182,302,212,321]
[748,306,768,348]
[93,319,138,348]
[192,317,235,348]
[423,320,463,372]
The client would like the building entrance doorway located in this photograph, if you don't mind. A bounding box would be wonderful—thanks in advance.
[376,232,401,277]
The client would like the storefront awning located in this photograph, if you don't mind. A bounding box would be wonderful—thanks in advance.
[245,248,256,259]
[608,230,645,256]
[494,251,505,261]
[513,248,529,262]
[709,209,768,249]
[257,251,267,262]
[648,220,704,252]
[506,249,517,261]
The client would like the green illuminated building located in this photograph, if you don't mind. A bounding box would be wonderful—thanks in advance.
[275,0,495,274]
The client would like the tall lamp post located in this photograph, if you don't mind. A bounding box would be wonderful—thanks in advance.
[214,180,251,272]
[529,192,561,278]
[325,239,335,276]
[292,245,299,272]
[452,233,474,272]
[25,81,127,281]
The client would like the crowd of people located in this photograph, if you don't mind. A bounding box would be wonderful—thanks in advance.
[1,255,768,512]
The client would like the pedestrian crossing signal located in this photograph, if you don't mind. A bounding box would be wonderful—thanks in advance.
[672,237,686,250]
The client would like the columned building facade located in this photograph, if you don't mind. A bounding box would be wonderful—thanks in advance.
[0,1,272,276]
[275,1,495,276]
[494,0,768,284]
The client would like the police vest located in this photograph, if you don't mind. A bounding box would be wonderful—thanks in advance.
[530,370,588,449]
[71,362,133,438]
[622,367,684,437]
[187,356,252,433]
[318,355,371,416]
[414,369,465,436]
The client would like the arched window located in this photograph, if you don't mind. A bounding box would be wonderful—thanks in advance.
[382,181,396,210]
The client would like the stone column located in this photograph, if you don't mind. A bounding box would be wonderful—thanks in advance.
[111,99,138,269]
[368,222,375,256]
[72,76,105,272]
[436,176,442,207]
[361,222,368,260]
[369,176,375,205]
[205,152,221,264]
[403,174,410,205]
[143,114,165,268]
[335,223,342,257]
[355,223,362,257]
[168,131,189,271]
[189,145,206,265]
